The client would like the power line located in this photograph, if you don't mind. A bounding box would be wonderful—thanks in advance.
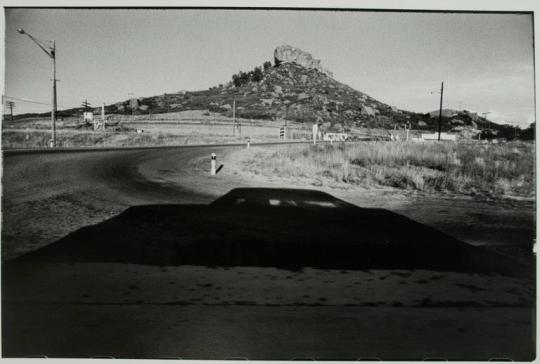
[3,95,80,108]
[3,96,51,106]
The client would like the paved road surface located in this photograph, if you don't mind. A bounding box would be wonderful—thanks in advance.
[2,144,251,260]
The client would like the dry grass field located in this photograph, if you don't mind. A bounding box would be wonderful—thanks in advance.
[1,129,263,148]
[240,141,535,199]
[1,111,310,148]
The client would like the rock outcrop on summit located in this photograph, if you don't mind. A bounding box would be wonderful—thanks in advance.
[274,45,334,78]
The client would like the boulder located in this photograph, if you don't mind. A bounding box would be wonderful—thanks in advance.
[274,45,333,77]
[361,106,377,117]
[297,93,309,101]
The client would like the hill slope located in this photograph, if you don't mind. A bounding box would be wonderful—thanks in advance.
[113,61,411,131]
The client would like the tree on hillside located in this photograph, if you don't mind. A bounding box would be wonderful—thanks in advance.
[246,71,255,82]
[239,71,250,85]
[252,66,263,82]
[232,63,271,87]
[232,73,242,87]
[263,61,272,71]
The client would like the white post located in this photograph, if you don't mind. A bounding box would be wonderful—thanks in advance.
[211,153,216,175]
[232,98,236,136]
[312,123,318,145]
[406,128,410,141]
[247,137,250,149]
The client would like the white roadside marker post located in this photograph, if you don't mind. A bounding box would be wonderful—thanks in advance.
[247,137,250,149]
[312,123,318,145]
[211,153,216,176]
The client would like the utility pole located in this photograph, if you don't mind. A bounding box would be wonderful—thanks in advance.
[81,99,92,125]
[284,108,288,140]
[6,101,15,122]
[238,103,241,136]
[128,93,135,122]
[52,40,57,147]
[18,28,57,147]
[480,112,491,141]
[437,82,444,141]
[81,99,91,113]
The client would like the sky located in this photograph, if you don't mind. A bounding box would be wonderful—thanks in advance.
[4,8,536,126]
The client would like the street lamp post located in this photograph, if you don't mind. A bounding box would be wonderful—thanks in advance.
[18,28,57,147]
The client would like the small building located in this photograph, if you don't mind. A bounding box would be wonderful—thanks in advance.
[83,112,93,122]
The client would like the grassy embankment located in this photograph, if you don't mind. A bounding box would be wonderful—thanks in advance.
[2,130,239,148]
[242,141,535,198]
[1,129,276,149]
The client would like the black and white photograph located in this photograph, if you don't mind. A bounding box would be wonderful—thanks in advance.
[1,2,537,361]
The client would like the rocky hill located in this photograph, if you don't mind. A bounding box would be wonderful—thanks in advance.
[27,45,520,137]
[97,45,416,131]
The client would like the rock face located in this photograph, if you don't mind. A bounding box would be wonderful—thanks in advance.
[274,45,333,77]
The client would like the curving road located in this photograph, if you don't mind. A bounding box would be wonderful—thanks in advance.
[2,143,259,260]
